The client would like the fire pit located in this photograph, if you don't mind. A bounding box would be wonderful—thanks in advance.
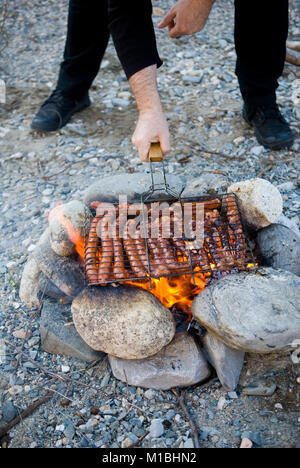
[19,171,300,391]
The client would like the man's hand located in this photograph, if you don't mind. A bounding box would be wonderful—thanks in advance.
[132,110,170,162]
[158,0,215,38]
[129,65,170,162]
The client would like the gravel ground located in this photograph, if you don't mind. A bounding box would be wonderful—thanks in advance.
[0,0,300,449]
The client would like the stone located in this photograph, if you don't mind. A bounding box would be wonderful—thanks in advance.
[32,231,84,298]
[192,267,300,353]
[12,329,31,340]
[277,214,300,238]
[251,146,264,156]
[108,332,210,390]
[48,200,92,256]
[149,419,164,438]
[240,438,253,448]
[38,273,72,302]
[256,224,300,276]
[83,172,184,205]
[242,382,277,397]
[40,298,104,362]
[1,401,17,423]
[72,286,175,359]
[202,332,245,391]
[182,173,229,197]
[228,178,283,230]
[19,256,41,309]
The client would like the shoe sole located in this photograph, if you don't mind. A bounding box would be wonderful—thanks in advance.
[31,99,91,132]
[242,112,294,150]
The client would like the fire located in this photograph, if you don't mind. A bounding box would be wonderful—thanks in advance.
[129,272,210,316]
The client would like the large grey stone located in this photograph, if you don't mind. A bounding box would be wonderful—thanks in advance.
[72,286,175,359]
[202,332,245,391]
[108,332,210,390]
[38,272,72,302]
[32,231,84,298]
[83,172,184,205]
[277,214,300,238]
[228,178,283,230]
[256,224,300,276]
[40,298,104,362]
[192,267,300,353]
[182,173,229,197]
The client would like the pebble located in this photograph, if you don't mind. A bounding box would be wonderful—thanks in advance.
[251,145,265,156]
[112,98,130,107]
[1,401,18,422]
[12,329,31,340]
[217,397,228,410]
[233,136,245,145]
[182,75,202,83]
[228,392,238,399]
[149,419,164,438]
[144,389,156,400]
[242,383,277,397]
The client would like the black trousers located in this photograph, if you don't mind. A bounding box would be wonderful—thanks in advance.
[57,0,288,106]
[57,0,162,98]
[234,0,288,106]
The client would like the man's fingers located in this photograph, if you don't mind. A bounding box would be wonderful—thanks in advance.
[169,26,183,39]
[158,10,176,29]
[139,141,151,162]
[159,135,171,156]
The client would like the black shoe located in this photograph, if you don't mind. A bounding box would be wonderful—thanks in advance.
[242,102,294,150]
[31,89,91,132]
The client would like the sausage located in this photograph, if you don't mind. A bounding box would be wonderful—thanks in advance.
[86,216,101,284]
[225,196,246,267]
[123,220,146,278]
[147,238,171,277]
[113,238,129,280]
[98,208,115,284]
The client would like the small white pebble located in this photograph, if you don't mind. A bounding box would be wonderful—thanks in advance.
[55,424,65,432]
[61,365,70,373]
[217,396,228,410]
[274,403,283,410]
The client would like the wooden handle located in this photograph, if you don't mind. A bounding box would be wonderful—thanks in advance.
[149,142,163,162]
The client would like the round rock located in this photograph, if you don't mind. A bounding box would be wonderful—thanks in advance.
[192,267,300,353]
[71,286,175,359]
[83,172,184,205]
[228,178,283,230]
[256,224,300,276]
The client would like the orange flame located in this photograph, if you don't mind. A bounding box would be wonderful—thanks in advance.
[129,271,210,315]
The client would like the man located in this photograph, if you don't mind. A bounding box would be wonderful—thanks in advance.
[31,0,170,162]
[158,0,294,150]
